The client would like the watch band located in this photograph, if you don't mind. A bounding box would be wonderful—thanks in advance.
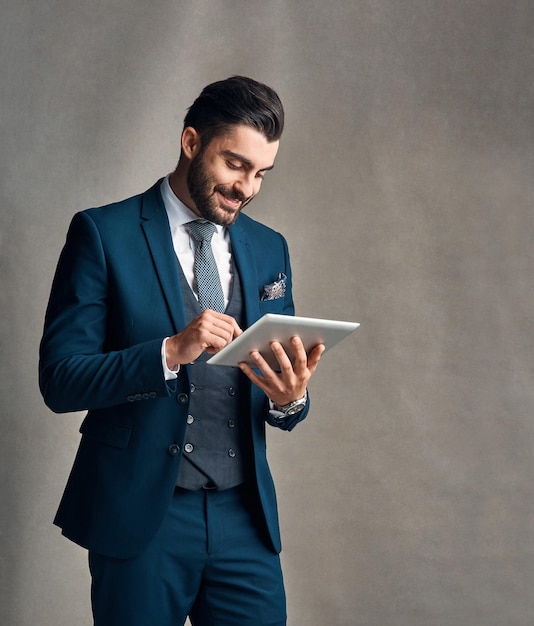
[272,391,308,415]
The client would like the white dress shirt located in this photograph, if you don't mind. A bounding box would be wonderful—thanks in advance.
[159,176,232,379]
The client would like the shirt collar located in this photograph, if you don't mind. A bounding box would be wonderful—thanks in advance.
[161,175,225,235]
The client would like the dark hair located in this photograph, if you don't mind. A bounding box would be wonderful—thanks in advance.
[183,76,284,147]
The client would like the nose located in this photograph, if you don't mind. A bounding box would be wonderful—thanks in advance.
[235,173,261,199]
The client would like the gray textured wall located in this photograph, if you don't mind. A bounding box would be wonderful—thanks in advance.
[2,1,533,625]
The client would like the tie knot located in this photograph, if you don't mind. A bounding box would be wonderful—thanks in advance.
[188,220,216,243]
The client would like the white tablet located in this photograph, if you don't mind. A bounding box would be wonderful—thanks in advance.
[207,313,359,368]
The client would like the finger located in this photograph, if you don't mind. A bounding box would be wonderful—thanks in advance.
[238,360,261,384]
[307,343,325,373]
[238,358,286,401]
[250,347,303,398]
[194,312,234,337]
[248,350,280,380]
[227,316,243,337]
[269,341,294,374]
[205,328,235,353]
[289,336,310,373]
[202,311,242,340]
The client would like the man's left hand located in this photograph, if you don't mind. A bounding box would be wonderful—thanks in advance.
[238,336,325,406]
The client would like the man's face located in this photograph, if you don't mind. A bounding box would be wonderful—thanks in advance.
[186,125,279,226]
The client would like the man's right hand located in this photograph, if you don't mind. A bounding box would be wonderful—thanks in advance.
[165,310,242,369]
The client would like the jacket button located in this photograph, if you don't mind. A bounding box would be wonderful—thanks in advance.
[177,393,189,404]
[227,419,235,428]
[228,387,236,396]
[228,448,236,458]
[168,444,180,456]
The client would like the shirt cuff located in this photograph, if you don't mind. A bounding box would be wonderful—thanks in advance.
[268,399,287,420]
[162,337,180,380]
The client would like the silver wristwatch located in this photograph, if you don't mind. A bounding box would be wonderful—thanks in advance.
[273,391,308,416]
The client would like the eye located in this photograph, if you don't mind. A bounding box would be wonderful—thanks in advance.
[256,172,266,180]
[226,161,241,171]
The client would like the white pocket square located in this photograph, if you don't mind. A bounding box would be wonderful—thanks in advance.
[261,273,287,301]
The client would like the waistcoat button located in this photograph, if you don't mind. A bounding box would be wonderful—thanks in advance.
[184,443,194,453]
[227,419,235,428]
[228,387,236,396]
[228,448,236,458]
[187,414,195,425]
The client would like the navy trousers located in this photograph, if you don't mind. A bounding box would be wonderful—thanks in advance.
[89,485,286,626]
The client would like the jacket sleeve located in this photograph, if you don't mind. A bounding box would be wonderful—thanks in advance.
[265,396,311,431]
[39,211,170,414]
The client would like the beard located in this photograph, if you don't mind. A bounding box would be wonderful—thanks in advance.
[186,150,253,226]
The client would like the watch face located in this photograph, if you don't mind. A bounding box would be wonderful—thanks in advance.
[286,401,306,415]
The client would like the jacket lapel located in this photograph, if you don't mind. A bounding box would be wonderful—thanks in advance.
[140,181,187,334]
[139,185,262,335]
[229,219,261,329]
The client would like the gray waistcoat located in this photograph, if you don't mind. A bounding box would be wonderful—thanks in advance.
[175,262,252,490]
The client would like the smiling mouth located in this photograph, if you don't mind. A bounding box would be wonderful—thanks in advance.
[217,189,245,210]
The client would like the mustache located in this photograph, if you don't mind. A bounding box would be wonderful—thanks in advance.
[213,185,252,205]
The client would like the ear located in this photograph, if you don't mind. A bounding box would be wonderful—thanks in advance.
[181,127,201,160]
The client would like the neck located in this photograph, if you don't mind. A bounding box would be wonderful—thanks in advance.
[168,167,199,216]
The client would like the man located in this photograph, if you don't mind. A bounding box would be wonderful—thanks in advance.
[39,76,324,625]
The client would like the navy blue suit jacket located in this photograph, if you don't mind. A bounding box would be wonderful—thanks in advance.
[39,180,310,559]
